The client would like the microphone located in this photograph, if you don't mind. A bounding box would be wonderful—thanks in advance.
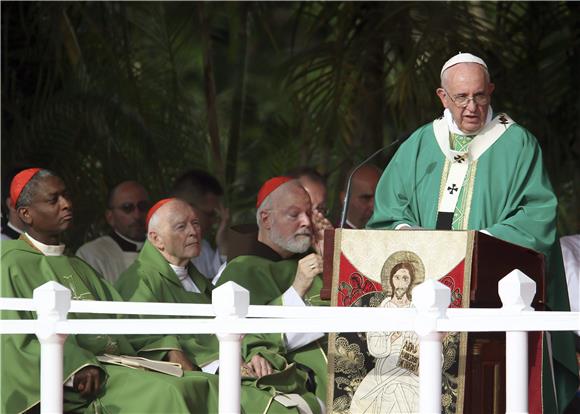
[339,133,410,228]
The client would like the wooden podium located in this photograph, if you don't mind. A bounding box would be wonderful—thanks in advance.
[322,229,545,414]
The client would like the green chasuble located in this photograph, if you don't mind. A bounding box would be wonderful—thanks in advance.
[0,238,220,414]
[115,241,321,414]
[216,244,329,403]
[367,114,578,413]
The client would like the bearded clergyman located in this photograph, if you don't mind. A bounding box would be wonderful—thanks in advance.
[216,177,329,407]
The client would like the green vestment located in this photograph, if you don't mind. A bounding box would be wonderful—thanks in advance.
[216,243,329,403]
[115,241,321,414]
[0,238,220,414]
[367,116,578,413]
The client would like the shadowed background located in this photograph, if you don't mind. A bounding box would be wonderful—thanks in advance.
[2,1,578,250]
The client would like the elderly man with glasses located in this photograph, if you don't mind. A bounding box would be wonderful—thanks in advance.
[367,53,578,413]
[76,180,150,283]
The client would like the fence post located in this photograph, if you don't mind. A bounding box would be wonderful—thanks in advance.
[412,279,451,414]
[33,281,71,414]
[212,281,249,414]
[499,269,535,414]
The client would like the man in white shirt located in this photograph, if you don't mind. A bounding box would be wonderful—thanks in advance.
[561,234,580,336]
[76,180,150,283]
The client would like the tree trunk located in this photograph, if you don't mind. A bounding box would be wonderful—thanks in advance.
[225,2,250,197]
[198,3,224,181]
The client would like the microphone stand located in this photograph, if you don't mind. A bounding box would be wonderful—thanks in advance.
[339,134,409,228]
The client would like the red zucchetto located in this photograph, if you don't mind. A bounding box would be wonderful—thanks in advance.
[256,176,292,208]
[10,168,41,208]
[146,198,176,228]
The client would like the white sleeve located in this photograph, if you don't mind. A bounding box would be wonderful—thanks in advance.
[211,261,228,286]
[191,239,227,280]
[201,359,220,374]
[282,287,324,351]
[395,223,412,230]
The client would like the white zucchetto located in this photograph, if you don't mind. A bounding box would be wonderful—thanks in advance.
[441,52,487,77]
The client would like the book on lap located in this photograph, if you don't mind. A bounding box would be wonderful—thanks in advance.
[96,354,183,377]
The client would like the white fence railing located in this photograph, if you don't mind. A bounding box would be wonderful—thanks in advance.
[1,269,579,414]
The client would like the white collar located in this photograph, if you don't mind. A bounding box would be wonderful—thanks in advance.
[433,112,514,163]
[169,263,200,293]
[443,106,493,136]
[24,232,66,256]
[169,263,189,281]
[7,221,24,235]
[114,230,144,250]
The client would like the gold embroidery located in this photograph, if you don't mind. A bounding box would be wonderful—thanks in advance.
[461,161,478,229]
[62,274,92,300]
[397,339,419,374]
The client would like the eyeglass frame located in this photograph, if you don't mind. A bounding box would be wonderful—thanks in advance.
[443,88,490,108]
[109,200,151,215]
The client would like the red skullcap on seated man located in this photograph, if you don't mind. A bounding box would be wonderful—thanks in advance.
[10,168,41,208]
[256,176,292,208]
[146,198,176,228]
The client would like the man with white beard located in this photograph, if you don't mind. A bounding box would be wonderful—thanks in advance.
[216,176,329,406]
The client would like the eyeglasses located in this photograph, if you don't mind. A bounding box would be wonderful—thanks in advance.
[111,201,150,214]
[444,89,490,108]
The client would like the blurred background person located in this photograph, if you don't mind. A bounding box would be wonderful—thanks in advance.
[171,169,229,280]
[339,164,382,229]
[76,180,150,283]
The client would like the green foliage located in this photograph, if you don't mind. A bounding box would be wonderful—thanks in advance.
[2,1,579,250]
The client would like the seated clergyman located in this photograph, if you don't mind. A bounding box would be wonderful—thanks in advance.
[0,169,313,414]
[115,197,322,413]
[216,177,330,403]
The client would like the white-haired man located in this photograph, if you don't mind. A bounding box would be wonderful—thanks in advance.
[367,52,577,413]
[216,177,329,405]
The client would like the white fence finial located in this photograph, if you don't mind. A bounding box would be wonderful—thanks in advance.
[212,281,250,318]
[33,281,71,320]
[33,281,71,414]
[212,281,249,414]
[498,269,536,311]
[412,279,451,318]
[412,279,450,414]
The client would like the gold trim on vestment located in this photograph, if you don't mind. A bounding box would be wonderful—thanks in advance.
[139,346,181,352]
[461,162,478,229]
[455,231,475,413]
[316,339,328,364]
[330,229,343,308]
[326,228,343,410]
[262,395,275,414]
